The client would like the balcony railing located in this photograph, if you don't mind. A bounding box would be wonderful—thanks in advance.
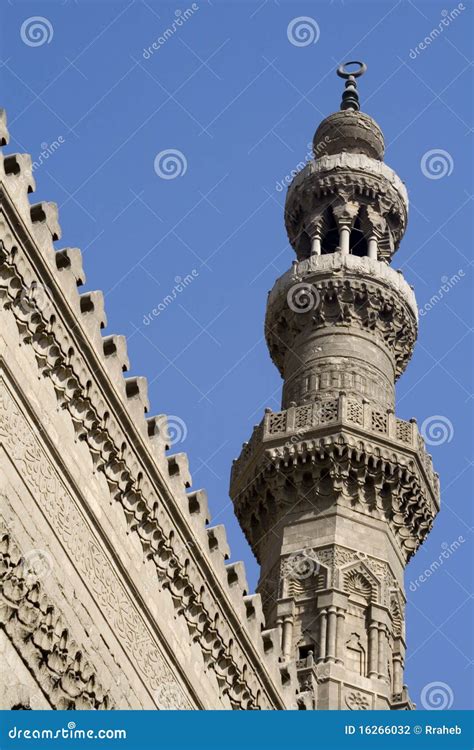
[232,393,439,497]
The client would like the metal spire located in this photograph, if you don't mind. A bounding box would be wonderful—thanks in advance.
[337,61,367,111]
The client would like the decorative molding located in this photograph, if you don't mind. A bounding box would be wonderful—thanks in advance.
[0,376,193,709]
[0,223,289,708]
[266,268,417,380]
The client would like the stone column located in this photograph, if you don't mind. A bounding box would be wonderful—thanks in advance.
[368,622,379,678]
[335,608,345,665]
[339,226,350,255]
[377,624,387,680]
[368,236,378,260]
[311,234,321,256]
[393,653,403,695]
[281,616,294,661]
[318,609,327,662]
[392,637,406,697]
[326,606,337,661]
[317,591,348,664]
[275,598,295,660]
[276,617,283,650]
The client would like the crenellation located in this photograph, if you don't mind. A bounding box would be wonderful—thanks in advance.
[0,109,9,146]
[55,247,86,286]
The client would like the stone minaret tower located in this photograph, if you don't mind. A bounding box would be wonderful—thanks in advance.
[230,63,440,710]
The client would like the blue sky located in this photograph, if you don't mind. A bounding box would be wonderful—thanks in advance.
[1,0,472,710]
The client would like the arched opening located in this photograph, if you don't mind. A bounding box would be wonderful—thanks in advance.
[297,230,312,259]
[349,217,368,257]
[320,209,339,254]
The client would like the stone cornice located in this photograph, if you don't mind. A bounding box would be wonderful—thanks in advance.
[290,154,408,207]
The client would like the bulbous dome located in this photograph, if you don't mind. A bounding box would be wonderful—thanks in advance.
[313,109,385,161]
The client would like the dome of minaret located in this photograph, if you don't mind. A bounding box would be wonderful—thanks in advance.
[313,108,385,161]
[312,61,384,161]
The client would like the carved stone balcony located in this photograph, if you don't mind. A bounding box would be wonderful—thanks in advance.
[232,393,438,493]
[230,393,440,563]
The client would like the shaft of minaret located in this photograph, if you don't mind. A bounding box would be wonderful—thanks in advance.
[230,61,440,711]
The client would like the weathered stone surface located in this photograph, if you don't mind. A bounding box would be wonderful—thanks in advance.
[231,87,439,711]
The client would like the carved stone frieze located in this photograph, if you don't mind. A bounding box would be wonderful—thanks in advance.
[0,378,193,709]
[266,266,417,380]
[232,431,438,564]
[0,520,114,710]
[0,229,291,709]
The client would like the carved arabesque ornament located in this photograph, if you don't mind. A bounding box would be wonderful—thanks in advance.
[0,519,114,710]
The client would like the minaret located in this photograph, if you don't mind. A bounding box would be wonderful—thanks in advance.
[230,62,440,710]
